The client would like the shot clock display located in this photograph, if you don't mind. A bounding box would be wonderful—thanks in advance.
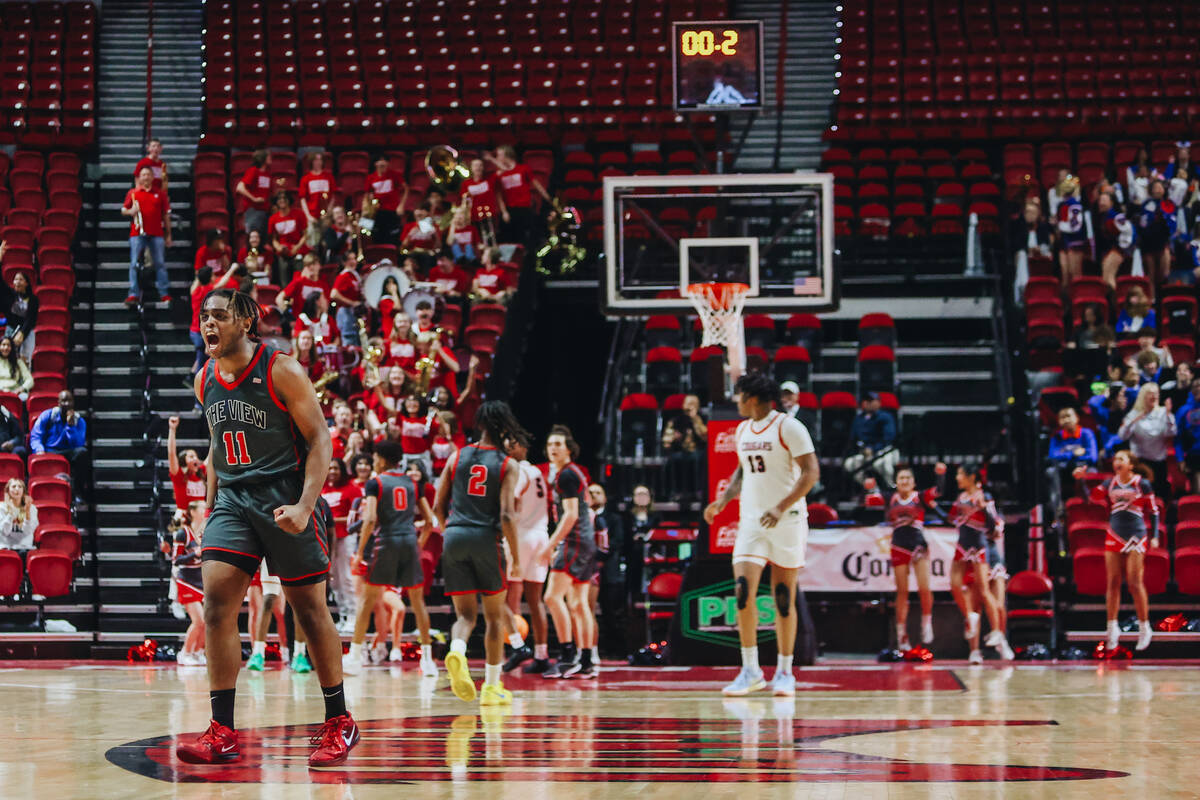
[672,20,764,111]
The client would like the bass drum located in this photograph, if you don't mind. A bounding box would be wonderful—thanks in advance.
[402,288,440,321]
[362,263,410,308]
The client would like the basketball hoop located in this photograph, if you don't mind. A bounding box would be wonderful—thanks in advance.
[686,282,749,379]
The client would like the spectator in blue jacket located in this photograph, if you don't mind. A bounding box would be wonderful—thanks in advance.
[31,390,88,502]
[843,392,898,488]
[1176,376,1200,493]
[1045,406,1098,518]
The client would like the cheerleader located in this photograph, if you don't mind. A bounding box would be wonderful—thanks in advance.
[950,465,1011,663]
[173,501,206,666]
[1095,191,1136,290]
[887,464,944,650]
[1055,175,1087,288]
[1138,179,1178,285]
[1077,450,1159,651]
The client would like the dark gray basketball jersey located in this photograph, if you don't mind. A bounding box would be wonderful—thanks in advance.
[445,445,513,530]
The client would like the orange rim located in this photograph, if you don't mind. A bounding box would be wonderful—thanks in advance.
[686,282,750,311]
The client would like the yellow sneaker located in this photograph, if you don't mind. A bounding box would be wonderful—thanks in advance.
[445,651,477,701]
[479,683,513,706]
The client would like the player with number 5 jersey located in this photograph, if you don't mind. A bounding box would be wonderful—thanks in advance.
[176,289,358,770]
[434,400,525,707]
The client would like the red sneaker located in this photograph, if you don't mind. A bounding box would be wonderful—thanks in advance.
[176,720,240,763]
[308,713,360,767]
[124,295,139,305]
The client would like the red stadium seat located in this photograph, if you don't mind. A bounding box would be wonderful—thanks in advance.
[29,478,70,508]
[34,524,80,561]
[1177,496,1200,525]
[1072,547,1107,595]
[785,313,822,358]
[857,312,896,348]
[1005,570,1055,645]
[27,454,69,481]
[0,549,23,596]
[463,325,500,355]
[0,454,24,485]
[1175,546,1200,595]
[808,502,838,527]
[773,345,811,391]
[619,393,659,458]
[0,392,23,423]
[644,315,681,349]
[26,549,72,597]
[468,303,506,332]
[742,314,776,350]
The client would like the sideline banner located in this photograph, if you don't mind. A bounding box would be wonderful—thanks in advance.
[705,418,741,556]
[798,526,957,592]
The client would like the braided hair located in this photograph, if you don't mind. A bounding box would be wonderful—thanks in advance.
[202,288,261,340]
[474,400,529,451]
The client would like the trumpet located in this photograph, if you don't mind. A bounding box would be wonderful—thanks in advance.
[357,317,384,390]
[414,356,435,395]
[312,371,338,405]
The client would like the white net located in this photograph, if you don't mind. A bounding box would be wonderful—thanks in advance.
[686,282,749,377]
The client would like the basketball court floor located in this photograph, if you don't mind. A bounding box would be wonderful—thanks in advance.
[1,658,1196,798]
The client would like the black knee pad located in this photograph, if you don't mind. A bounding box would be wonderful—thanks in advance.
[774,583,791,617]
[735,576,749,610]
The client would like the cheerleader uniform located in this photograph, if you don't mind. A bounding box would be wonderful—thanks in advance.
[1056,195,1088,251]
[1097,207,1137,260]
[173,525,203,605]
[951,488,1000,564]
[1090,475,1158,554]
[887,490,936,566]
[1138,197,1178,252]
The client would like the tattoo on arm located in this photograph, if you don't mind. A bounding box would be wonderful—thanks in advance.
[720,466,743,505]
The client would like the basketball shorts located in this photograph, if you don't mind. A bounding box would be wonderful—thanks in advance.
[176,566,203,605]
[1106,512,1148,554]
[954,526,988,564]
[442,524,506,595]
[890,526,928,567]
[986,538,1008,581]
[550,529,597,584]
[366,533,424,590]
[202,474,330,586]
[507,523,550,583]
[733,515,808,569]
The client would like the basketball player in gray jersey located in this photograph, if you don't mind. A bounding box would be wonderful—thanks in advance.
[434,401,524,706]
[175,289,358,768]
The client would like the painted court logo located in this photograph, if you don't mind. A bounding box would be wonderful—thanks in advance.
[105,715,1126,784]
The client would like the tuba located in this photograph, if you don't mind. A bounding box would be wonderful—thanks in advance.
[312,370,338,405]
[535,196,587,276]
[425,145,471,191]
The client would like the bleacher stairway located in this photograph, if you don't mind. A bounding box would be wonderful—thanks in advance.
[90,0,204,651]
[731,0,839,172]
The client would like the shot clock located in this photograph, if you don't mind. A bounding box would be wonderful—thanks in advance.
[672,20,764,111]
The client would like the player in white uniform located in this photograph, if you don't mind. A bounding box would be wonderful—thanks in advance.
[501,437,553,674]
[704,373,819,697]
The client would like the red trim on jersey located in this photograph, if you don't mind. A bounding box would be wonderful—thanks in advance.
[265,351,288,412]
[776,414,791,453]
[199,360,211,404]
[446,449,462,485]
[312,511,329,558]
[500,455,514,481]
[748,410,778,436]
[280,567,331,584]
[213,344,266,391]
[202,545,260,560]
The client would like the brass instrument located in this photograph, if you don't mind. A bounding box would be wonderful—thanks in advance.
[478,205,498,249]
[359,192,379,238]
[312,370,338,404]
[425,144,471,191]
[133,201,146,236]
[535,196,586,276]
[414,356,434,395]
[357,318,384,390]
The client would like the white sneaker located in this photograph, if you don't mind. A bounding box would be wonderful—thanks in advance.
[342,651,364,675]
[170,601,187,621]
[389,647,404,662]
[420,657,438,678]
[897,635,911,652]
[1106,621,1121,651]
[280,647,290,665]
[370,644,389,664]
[964,612,980,640]
[1136,622,1153,651]
[921,619,934,644]
[995,637,1014,661]
[770,670,796,697]
[721,667,767,696]
[195,651,206,665]
[176,650,195,666]
[984,629,1003,648]
[968,649,983,664]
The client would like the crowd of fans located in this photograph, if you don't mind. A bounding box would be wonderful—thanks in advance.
[1027,143,1200,518]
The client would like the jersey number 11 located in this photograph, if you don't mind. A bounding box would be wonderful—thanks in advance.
[222,431,252,466]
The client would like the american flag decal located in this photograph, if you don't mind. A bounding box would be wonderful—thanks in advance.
[252,377,262,384]
[793,277,822,295]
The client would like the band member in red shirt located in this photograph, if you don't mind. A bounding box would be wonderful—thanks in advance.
[193,229,231,277]
[235,228,274,270]
[300,152,338,227]
[429,254,472,305]
[488,145,551,244]
[460,157,505,230]
[235,149,273,235]
[268,191,309,284]
[473,246,514,304]
[400,206,442,271]
[330,251,364,346]
[133,138,167,193]
[367,155,408,245]
[122,166,172,306]
[448,208,481,263]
